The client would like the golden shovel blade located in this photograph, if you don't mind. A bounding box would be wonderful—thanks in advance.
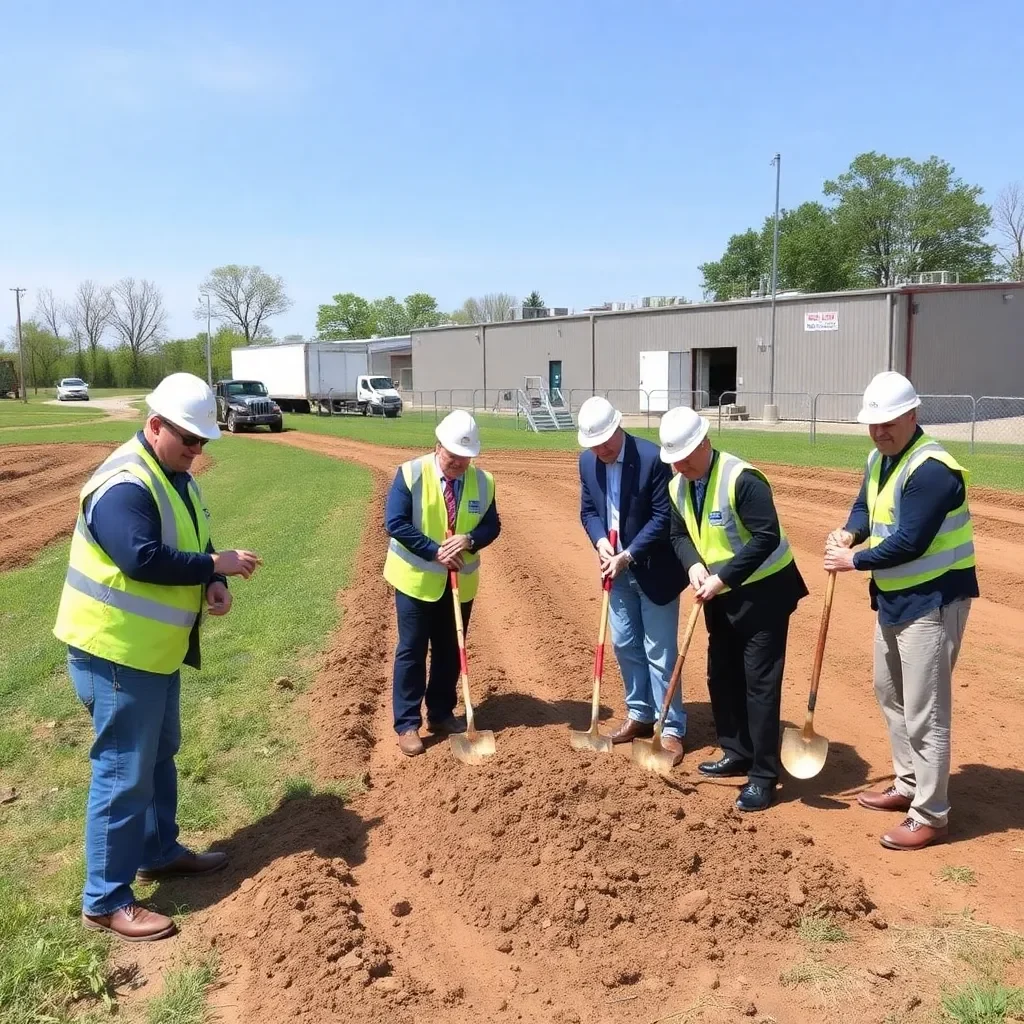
[630,735,677,778]
[569,726,613,755]
[449,729,496,766]
[780,726,829,780]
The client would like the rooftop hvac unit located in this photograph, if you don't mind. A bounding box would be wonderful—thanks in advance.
[550,307,569,316]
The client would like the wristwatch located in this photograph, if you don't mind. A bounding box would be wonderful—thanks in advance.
[467,535,475,551]
[623,549,634,565]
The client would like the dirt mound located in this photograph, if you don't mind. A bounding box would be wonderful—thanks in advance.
[0,443,212,570]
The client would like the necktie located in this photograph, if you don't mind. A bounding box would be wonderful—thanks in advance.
[693,476,707,519]
[442,477,457,530]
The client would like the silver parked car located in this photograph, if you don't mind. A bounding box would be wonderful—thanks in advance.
[56,377,90,401]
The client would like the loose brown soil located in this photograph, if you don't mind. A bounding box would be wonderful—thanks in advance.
[5,436,1023,1022]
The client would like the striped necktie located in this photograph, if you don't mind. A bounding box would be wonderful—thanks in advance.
[442,477,457,529]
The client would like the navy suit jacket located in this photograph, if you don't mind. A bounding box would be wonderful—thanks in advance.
[578,432,686,606]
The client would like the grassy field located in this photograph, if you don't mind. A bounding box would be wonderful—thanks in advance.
[0,431,371,1022]
[281,410,1024,492]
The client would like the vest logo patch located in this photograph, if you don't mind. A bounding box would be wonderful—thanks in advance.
[708,510,723,524]
[202,506,212,520]
[467,499,481,514]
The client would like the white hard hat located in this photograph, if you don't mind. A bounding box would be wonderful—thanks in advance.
[146,372,221,440]
[577,396,622,448]
[435,409,480,458]
[857,371,921,425]
[658,406,710,463]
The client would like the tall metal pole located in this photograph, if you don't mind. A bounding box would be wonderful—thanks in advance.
[200,292,212,385]
[10,288,27,403]
[769,153,781,404]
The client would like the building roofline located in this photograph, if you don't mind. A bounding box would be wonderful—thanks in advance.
[410,281,1024,335]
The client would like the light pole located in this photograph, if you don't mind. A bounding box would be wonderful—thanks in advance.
[199,291,212,385]
[10,288,27,404]
[766,153,781,420]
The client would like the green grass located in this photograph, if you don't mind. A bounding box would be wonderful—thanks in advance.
[0,401,107,427]
[280,409,1024,491]
[939,865,979,886]
[941,981,1024,1024]
[797,915,849,944]
[0,435,371,1021]
[143,957,218,1024]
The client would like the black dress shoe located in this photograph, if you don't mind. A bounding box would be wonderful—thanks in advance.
[698,755,752,778]
[735,783,775,812]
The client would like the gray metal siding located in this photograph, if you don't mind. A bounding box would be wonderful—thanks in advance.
[909,288,1024,396]
[483,318,593,399]
[411,327,484,396]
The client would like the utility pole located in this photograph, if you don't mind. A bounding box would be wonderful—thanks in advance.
[766,153,781,420]
[199,291,213,385]
[10,288,27,404]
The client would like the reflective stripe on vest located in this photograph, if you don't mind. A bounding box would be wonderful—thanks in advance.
[865,436,975,590]
[383,454,494,601]
[53,436,209,673]
[669,451,793,593]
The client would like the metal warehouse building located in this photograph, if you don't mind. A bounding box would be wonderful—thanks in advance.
[409,283,1024,420]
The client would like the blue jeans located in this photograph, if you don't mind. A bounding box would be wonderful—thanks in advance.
[608,572,685,738]
[67,647,187,916]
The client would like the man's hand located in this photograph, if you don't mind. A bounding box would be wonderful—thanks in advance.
[595,538,615,566]
[688,563,710,591]
[826,528,854,551]
[206,581,232,616]
[824,546,857,573]
[211,549,262,579]
[600,551,631,580]
[438,534,472,562]
[694,573,725,603]
[434,547,465,572]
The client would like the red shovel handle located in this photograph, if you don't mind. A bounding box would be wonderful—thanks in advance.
[593,529,618,680]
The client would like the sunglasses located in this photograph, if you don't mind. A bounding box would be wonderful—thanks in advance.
[160,419,209,449]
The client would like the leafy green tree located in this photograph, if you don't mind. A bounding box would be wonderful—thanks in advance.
[20,322,67,392]
[698,229,766,300]
[524,290,545,309]
[317,292,372,340]
[316,292,445,339]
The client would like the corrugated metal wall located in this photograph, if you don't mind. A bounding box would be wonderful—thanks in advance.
[410,327,484,395]
[484,318,593,396]
[908,287,1024,397]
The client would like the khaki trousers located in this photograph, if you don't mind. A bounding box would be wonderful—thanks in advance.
[873,598,971,827]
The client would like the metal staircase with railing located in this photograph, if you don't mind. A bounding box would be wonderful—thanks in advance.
[517,377,576,433]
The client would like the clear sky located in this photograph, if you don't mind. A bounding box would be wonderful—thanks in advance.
[2,0,1022,342]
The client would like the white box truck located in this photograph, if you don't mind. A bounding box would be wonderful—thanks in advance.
[229,343,403,417]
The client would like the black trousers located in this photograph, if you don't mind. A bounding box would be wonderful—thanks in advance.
[392,585,473,733]
[705,602,792,785]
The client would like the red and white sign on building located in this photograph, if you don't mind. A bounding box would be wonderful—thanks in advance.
[804,311,839,331]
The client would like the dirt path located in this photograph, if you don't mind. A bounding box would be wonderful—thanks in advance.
[42,394,145,420]
[182,432,1024,1024]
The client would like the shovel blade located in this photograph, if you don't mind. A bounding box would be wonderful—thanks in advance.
[449,729,496,766]
[631,737,677,778]
[569,727,613,754]
[780,727,829,779]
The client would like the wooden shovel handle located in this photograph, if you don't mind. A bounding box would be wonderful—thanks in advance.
[592,530,618,682]
[806,571,836,713]
[654,601,702,733]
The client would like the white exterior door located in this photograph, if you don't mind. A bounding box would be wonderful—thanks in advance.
[639,351,669,412]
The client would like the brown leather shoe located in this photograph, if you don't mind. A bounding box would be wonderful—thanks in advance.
[880,816,948,851]
[609,719,655,744]
[398,729,425,756]
[426,715,466,735]
[660,735,684,767]
[857,784,913,812]
[83,903,177,942]
[136,850,228,883]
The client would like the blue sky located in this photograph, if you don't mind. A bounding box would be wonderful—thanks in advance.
[2,0,1022,342]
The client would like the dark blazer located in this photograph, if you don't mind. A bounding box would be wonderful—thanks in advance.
[579,432,687,606]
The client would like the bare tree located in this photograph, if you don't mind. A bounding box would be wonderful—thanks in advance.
[35,288,65,341]
[110,278,167,383]
[197,265,292,344]
[460,292,518,324]
[995,183,1024,281]
[70,280,114,378]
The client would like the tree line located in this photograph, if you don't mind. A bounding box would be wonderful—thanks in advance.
[699,152,1024,300]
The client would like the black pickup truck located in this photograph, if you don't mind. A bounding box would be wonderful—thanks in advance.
[214,379,284,433]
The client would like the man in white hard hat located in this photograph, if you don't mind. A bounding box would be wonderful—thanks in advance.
[577,396,688,761]
[384,409,501,756]
[825,371,977,851]
[53,372,262,941]
[660,406,807,812]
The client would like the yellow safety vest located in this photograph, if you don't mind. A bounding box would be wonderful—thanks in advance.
[53,436,211,674]
[669,450,793,594]
[865,434,975,592]
[383,454,495,602]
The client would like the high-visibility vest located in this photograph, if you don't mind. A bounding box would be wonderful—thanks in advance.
[669,450,793,594]
[865,435,975,592]
[383,454,495,602]
[53,436,211,674]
